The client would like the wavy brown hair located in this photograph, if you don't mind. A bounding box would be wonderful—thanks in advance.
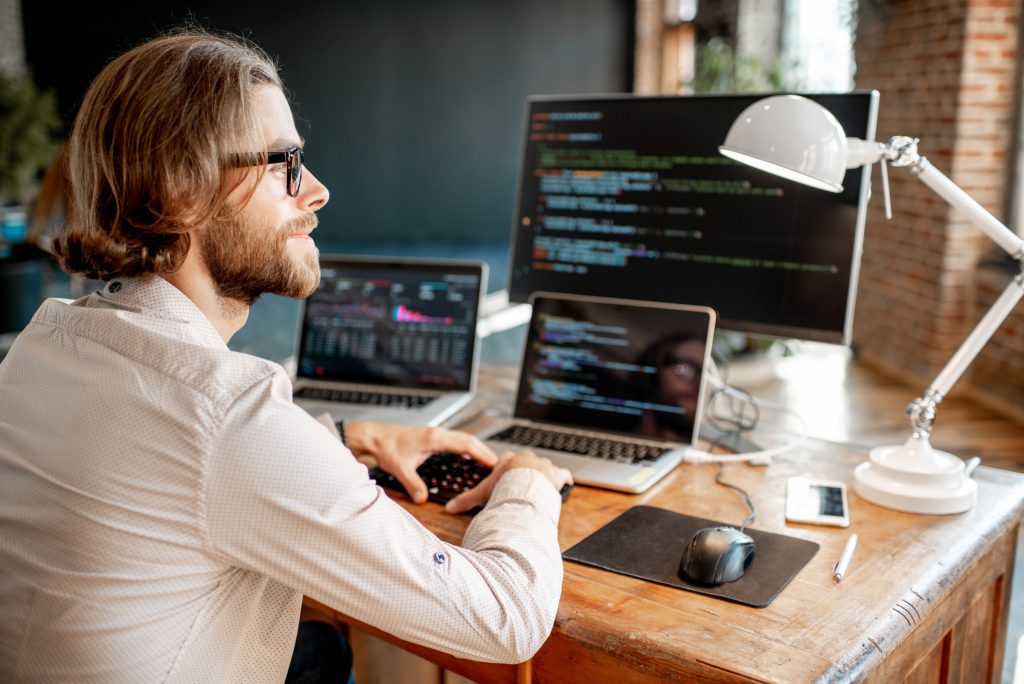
[52,30,282,280]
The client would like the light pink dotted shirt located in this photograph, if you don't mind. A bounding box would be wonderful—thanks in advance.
[0,275,563,683]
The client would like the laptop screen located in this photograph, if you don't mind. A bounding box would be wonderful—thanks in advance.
[515,293,716,443]
[297,256,484,391]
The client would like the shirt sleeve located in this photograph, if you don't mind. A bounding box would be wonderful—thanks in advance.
[201,369,563,664]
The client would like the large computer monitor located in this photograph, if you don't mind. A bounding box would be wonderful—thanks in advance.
[506,92,879,344]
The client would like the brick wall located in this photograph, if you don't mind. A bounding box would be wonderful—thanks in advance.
[854,0,1024,419]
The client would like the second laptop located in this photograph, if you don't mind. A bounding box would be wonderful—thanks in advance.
[293,254,486,426]
[476,292,716,493]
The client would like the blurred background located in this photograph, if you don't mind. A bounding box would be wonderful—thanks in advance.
[2,0,1021,418]
[2,0,858,363]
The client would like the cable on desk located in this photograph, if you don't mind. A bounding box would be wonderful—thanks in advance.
[714,463,756,532]
[703,429,757,532]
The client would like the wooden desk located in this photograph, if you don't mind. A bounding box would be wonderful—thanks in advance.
[322,366,1024,683]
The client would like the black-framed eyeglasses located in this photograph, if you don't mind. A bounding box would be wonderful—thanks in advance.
[236,147,304,197]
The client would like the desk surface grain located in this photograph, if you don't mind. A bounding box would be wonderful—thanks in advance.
[339,364,1024,683]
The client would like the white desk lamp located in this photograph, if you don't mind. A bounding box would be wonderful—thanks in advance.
[719,94,1024,515]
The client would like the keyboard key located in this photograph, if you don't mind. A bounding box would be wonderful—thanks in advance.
[294,386,435,408]
[488,425,668,464]
[370,452,572,513]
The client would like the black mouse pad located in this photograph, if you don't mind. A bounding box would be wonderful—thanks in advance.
[562,505,819,608]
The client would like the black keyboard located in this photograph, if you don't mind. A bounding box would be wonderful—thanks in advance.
[294,386,436,408]
[488,424,669,464]
[370,452,572,511]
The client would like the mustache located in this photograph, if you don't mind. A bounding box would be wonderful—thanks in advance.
[281,213,319,235]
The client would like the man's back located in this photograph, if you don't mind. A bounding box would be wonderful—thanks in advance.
[0,277,300,682]
[1,276,566,683]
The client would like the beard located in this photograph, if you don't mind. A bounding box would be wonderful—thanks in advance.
[198,211,321,306]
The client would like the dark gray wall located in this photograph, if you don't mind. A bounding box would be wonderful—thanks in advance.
[24,0,633,252]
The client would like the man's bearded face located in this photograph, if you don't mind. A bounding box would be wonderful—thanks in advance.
[199,210,320,306]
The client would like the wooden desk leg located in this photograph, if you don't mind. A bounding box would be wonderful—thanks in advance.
[516,660,532,684]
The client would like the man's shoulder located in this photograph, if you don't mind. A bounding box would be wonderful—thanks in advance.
[174,344,286,408]
[31,295,288,408]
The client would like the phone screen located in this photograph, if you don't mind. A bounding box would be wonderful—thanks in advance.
[810,484,846,516]
[787,477,849,527]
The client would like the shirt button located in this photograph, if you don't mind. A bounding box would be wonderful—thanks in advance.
[433,551,446,565]
[108,281,122,293]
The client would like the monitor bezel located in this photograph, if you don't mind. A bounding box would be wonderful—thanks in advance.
[505,91,880,345]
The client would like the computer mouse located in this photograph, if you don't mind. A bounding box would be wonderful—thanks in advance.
[678,526,755,585]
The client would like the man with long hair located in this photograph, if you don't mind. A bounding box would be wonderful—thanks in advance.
[0,30,570,683]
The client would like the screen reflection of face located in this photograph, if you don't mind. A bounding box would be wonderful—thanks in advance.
[655,338,705,419]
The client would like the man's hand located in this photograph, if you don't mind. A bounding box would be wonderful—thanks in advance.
[444,451,573,514]
[343,421,497,504]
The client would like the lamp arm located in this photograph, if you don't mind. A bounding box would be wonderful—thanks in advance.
[883,146,1024,436]
[929,275,1024,398]
[908,156,1024,257]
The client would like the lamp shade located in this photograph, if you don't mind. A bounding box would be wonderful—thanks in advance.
[719,95,849,192]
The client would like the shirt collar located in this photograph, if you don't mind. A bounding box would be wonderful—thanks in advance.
[95,275,227,349]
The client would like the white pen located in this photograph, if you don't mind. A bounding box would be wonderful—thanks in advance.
[833,533,858,583]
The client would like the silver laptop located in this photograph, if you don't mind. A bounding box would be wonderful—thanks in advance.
[293,255,486,426]
[477,293,715,493]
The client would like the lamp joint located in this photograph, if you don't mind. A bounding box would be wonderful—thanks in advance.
[906,390,942,438]
[884,136,921,168]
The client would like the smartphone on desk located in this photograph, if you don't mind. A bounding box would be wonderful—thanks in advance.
[786,477,850,527]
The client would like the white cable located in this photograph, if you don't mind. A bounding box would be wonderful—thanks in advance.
[681,428,806,465]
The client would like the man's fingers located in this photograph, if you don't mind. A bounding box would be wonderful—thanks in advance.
[445,479,494,514]
[446,431,498,467]
[393,465,428,505]
[443,490,476,514]
[557,466,574,488]
[422,427,498,468]
[442,451,571,514]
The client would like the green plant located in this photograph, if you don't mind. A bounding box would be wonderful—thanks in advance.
[691,37,788,94]
[0,70,61,206]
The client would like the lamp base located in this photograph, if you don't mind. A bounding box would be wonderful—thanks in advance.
[853,435,977,515]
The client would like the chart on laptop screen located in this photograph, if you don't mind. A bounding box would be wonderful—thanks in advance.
[299,262,481,388]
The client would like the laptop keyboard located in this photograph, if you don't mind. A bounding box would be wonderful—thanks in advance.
[370,452,572,511]
[294,386,436,408]
[488,425,669,464]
